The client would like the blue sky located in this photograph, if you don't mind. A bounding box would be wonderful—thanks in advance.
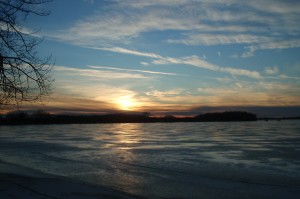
[23,0,300,116]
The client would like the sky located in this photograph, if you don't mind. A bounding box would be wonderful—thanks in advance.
[21,0,300,117]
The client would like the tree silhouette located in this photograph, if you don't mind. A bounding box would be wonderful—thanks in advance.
[0,0,53,110]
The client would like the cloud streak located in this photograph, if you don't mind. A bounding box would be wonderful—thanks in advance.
[90,47,163,59]
[54,66,148,79]
[167,34,272,46]
[95,47,261,79]
[88,65,182,76]
[48,0,300,57]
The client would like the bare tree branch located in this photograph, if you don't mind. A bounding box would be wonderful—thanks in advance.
[0,0,53,110]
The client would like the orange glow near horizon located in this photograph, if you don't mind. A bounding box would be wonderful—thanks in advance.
[116,96,136,111]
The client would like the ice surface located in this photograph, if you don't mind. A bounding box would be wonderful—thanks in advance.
[1,121,300,198]
[0,161,138,199]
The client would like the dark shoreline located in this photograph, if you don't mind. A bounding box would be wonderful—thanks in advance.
[1,110,299,125]
[0,110,296,126]
[0,111,257,125]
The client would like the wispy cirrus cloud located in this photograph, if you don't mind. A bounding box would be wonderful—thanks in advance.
[167,34,272,46]
[264,66,279,75]
[95,47,261,79]
[146,88,188,98]
[274,75,300,80]
[89,47,163,59]
[144,86,300,108]
[247,0,300,14]
[172,55,261,79]
[53,8,200,45]
[54,65,148,79]
[242,39,300,57]
[49,0,300,56]
[88,65,182,76]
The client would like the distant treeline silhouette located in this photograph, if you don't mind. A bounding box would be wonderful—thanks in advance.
[195,111,257,121]
[0,110,260,125]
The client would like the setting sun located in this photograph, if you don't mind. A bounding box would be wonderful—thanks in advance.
[117,96,135,111]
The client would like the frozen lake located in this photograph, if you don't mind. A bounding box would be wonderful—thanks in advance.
[1,121,300,198]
